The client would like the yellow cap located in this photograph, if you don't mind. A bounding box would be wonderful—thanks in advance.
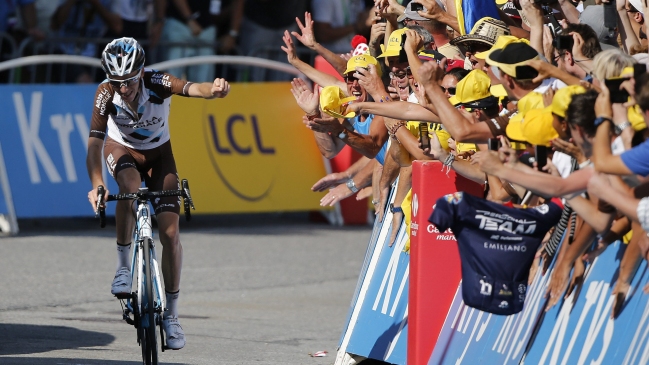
[518,91,545,115]
[378,28,408,58]
[489,84,507,98]
[344,54,383,77]
[521,107,559,146]
[456,142,477,154]
[506,113,525,142]
[475,35,528,60]
[320,86,356,119]
[448,70,494,106]
[629,104,647,131]
[550,85,586,119]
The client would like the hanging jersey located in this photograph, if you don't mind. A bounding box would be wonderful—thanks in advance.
[429,192,563,315]
[90,69,193,150]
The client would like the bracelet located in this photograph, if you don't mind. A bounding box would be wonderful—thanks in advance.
[306,111,320,120]
[594,116,613,127]
[441,152,455,176]
[346,178,359,193]
[372,199,380,206]
[378,95,392,103]
[614,121,632,135]
[389,203,403,214]
[388,121,406,135]
[578,159,592,169]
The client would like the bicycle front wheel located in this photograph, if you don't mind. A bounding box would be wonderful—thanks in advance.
[143,238,159,365]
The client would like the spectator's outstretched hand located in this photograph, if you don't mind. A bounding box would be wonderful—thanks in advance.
[545,261,572,311]
[404,29,423,53]
[280,31,299,65]
[417,0,444,20]
[472,150,505,175]
[416,60,446,87]
[369,18,387,48]
[421,132,445,160]
[357,186,373,200]
[320,184,355,207]
[594,82,613,118]
[551,138,585,162]
[612,279,630,318]
[292,12,317,50]
[565,258,585,300]
[290,78,319,115]
[307,116,345,134]
[211,78,230,98]
[527,59,555,84]
[312,172,350,192]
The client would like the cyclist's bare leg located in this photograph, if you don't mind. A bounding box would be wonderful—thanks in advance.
[156,212,183,318]
[115,167,140,244]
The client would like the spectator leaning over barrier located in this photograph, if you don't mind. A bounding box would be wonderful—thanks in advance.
[162,0,217,82]
[86,37,231,350]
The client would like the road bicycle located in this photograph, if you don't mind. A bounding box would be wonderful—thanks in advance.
[95,179,194,365]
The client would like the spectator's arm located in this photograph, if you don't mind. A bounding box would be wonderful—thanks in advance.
[392,127,433,162]
[616,0,641,53]
[293,12,348,75]
[376,151,400,222]
[342,114,389,158]
[566,195,615,234]
[348,101,440,123]
[519,0,544,56]
[418,0,461,34]
[475,150,593,197]
[556,0,580,24]
[424,81,494,142]
[591,88,634,175]
[588,173,642,222]
[281,31,347,90]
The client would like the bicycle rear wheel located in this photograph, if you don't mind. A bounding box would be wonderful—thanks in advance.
[143,238,159,365]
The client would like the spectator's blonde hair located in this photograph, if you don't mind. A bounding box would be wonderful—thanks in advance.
[592,49,636,80]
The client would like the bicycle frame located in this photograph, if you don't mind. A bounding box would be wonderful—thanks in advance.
[127,191,165,335]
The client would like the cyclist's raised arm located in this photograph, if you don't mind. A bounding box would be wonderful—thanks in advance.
[186,78,231,99]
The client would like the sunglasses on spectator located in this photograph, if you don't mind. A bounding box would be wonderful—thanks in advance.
[344,67,370,83]
[441,86,456,95]
[389,67,413,79]
[108,74,141,88]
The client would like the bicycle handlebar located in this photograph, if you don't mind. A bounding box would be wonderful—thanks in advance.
[96,179,196,228]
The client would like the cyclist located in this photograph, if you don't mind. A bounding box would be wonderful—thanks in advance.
[86,37,230,350]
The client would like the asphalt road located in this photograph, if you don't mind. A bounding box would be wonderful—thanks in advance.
[0,215,371,365]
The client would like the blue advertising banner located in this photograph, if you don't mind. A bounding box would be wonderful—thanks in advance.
[0,85,117,218]
[521,240,649,365]
[337,186,408,365]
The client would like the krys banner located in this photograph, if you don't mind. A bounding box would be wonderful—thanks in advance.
[168,82,327,214]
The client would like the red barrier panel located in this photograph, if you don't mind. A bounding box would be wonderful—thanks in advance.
[314,55,367,225]
[409,160,484,365]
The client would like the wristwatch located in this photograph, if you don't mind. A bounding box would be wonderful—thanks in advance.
[593,116,612,127]
[389,203,403,214]
[338,129,347,139]
[614,121,632,135]
[346,179,359,193]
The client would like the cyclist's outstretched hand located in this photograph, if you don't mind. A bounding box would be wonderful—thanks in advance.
[211,78,230,98]
[88,186,109,214]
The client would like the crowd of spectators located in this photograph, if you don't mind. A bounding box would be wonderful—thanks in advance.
[0,0,379,83]
[282,0,649,321]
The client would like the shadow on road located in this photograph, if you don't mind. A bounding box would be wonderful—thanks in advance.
[0,358,186,365]
[0,323,114,356]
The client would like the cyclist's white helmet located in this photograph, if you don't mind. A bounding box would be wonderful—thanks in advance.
[101,37,145,77]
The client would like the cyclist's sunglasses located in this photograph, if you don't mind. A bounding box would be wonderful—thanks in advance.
[108,74,141,89]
